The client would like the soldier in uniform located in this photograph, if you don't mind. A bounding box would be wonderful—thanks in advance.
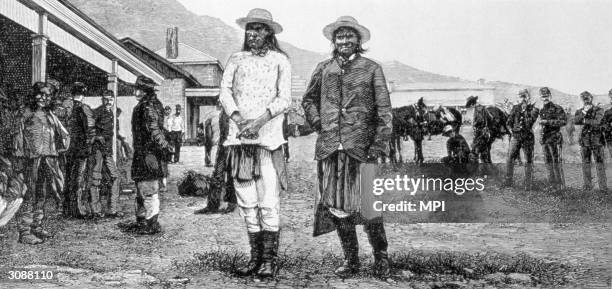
[575,91,607,191]
[64,82,97,218]
[603,89,612,159]
[91,90,123,218]
[504,89,539,190]
[302,16,393,279]
[538,87,567,190]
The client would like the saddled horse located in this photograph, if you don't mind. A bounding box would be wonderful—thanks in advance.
[468,104,510,164]
[389,99,463,164]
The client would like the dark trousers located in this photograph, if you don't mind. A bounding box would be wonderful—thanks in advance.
[543,143,564,187]
[170,131,182,162]
[581,145,607,190]
[18,157,62,233]
[91,150,120,214]
[65,155,95,217]
[282,142,290,161]
[505,136,534,187]
[204,144,213,166]
[333,216,388,263]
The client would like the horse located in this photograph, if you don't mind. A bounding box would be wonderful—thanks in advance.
[389,99,463,164]
[469,104,510,164]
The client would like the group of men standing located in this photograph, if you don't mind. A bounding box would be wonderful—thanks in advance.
[1,81,131,245]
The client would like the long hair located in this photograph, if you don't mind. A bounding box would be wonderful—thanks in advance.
[241,24,288,57]
[331,27,367,58]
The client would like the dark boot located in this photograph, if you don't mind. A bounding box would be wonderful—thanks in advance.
[135,215,162,235]
[365,222,391,279]
[596,163,608,191]
[257,230,279,278]
[333,218,360,277]
[236,232,263,276]
[582,163,593,190]
[31,227,52,239]
[504,161,514,187]
[19,232,43,245]
[117,217,146,232]
[524,163,533,191]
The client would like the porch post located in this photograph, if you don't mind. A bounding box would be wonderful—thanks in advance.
[108,60,119,162]
[31,12,48,84]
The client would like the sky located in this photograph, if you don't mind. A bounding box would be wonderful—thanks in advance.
[176,0,612,95]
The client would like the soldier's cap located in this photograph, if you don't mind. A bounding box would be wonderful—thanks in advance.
[539,87,551,96]
[134,75,157,91]
[442,125,454,136]
[465,95,478,108]
[518,89,530,97]
[71,82,87,95]
[175,104,181,109]
[102,90,114,98]
[580,91,593,99]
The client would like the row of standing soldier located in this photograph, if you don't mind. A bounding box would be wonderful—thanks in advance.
[498,88,611,192]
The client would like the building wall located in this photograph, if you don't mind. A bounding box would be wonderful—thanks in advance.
[0,16,32,103]
[178,64,221,87]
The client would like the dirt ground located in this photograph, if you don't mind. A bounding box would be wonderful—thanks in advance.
[0,127,610,288]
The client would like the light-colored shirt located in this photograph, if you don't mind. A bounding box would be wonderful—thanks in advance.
[169,114,184,132]
[219,50,291,150]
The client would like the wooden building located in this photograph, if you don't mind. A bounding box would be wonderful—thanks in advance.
[153,28,224,140]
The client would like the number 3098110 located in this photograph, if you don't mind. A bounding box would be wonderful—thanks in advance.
[8,271,54,280]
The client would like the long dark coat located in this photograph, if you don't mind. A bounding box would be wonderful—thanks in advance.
[301,54,393,162]
[302,54,393,236]
[131,94,172,182]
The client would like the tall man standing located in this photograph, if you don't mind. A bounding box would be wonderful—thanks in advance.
[538,87,567,190]
[219,8,291,278]
[91,90,123,218]
[169,104,184,163]
[302,16,393,279]
[118,76,173,234]
[575,91,607,191]
[64,82,97,218]
[504,89,539,190]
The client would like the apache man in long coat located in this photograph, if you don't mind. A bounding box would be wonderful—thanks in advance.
[302,16,393,279]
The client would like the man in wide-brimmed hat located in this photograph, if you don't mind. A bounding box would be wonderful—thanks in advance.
[218,8,291,279]
[575,91,607,191]
[118,75,174,234]
[302,16,393,279]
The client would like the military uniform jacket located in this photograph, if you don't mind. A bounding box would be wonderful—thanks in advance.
[68,100,95,158]
[603,106,612,145]
[93,105,116,154]
[539,102,566,144]
[131,95,172,182]
[507,103,539,141]
[575,105,605,147]
[301,54,393,162]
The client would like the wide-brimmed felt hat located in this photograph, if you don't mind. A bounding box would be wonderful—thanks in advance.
[236,8,283,34]
[323,16,370,43]
[135,75,157,91]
